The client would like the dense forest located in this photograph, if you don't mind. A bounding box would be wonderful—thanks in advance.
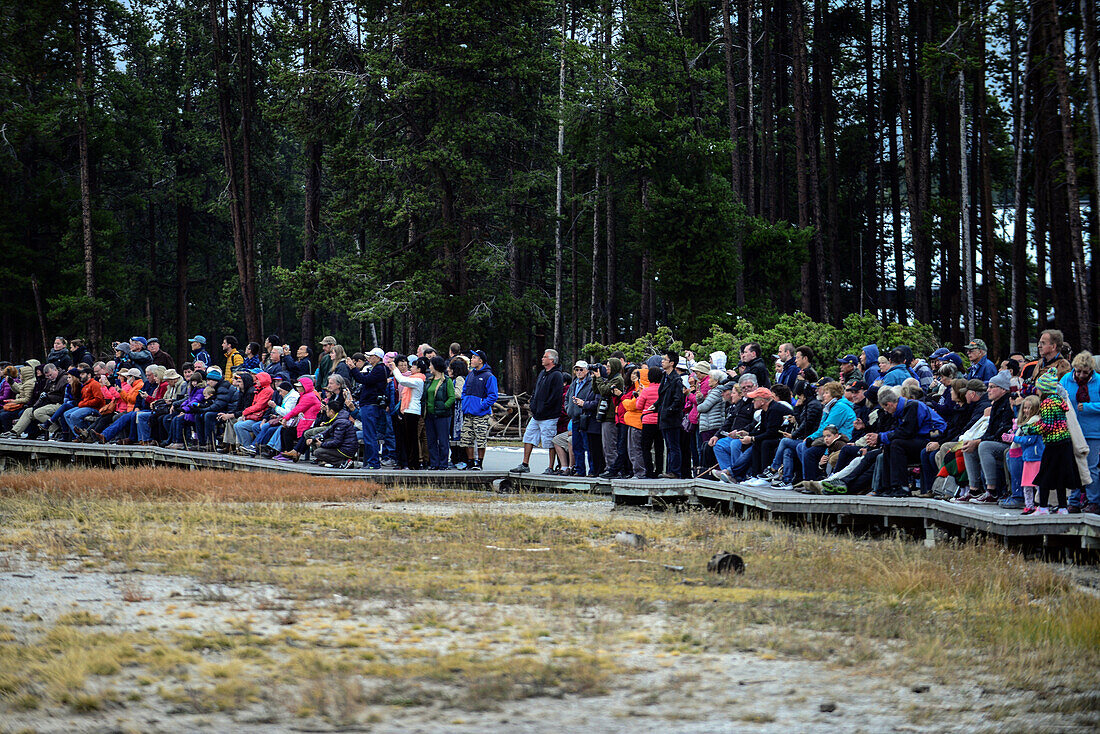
[0,0,1098,392]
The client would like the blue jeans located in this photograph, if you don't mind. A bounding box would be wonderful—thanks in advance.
[661,427,682,477]
[360,404,383,468]
[1007,453,1024,502]
[65,406,99,433]
[102,411,137,441]
[49,401,75,432]
[136,411,155,442]
[234,419,263,447]
[257,423,281,449]
[169,416,192,444]
[425,414,451,469]
[796,442,826,481]
[572,428,589,475]
[380,410,397,461]
[771,437,801,482]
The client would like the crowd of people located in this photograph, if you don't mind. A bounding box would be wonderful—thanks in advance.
[0,328,1096,516]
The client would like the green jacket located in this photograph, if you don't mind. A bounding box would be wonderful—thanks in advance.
[424,376,456,416]
[593,358,625,422]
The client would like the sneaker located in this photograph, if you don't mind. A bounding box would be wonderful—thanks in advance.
[998,498,1025,510]
[455,462,467,470]
[510,463,530,473]
[380,459,397,468]
[1056,507,1070,515]
[542,467,558,475]
[969,492,999,504]
[743,476,771,487]
[1083,503,1100,514]
[1021,506,1037,515]
[658,472,679,479]
[770,481,793,490]
[1067,505,1082,514]
[470,462,482,471]
[1032,507,1050,515]
[718,471,733,484]
[820,481,847,495]
[710,468,726,482]
[338,460,355,469]
[949,491,972,504]
[239,445,257,456]
[599,470,614,479]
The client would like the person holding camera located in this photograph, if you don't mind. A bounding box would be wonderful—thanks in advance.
[347,348,389,469]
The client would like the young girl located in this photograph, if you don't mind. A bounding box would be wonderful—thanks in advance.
[1031,369,1076,515]
[1011,395,1044,515]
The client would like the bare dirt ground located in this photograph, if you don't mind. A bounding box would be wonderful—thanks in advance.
[0,487,1097,733]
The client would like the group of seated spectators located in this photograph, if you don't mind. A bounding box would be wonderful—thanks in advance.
[0,335,482,471]
[0,328,1096,515]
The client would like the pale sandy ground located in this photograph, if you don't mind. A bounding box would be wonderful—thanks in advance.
[0,498,1094,733]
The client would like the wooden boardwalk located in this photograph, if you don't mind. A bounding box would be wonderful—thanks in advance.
[1,439,1097,552]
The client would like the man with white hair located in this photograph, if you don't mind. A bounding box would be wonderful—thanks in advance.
[866,385,944,497]
[512,349,565,473]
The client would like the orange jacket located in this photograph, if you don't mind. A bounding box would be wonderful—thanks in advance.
[118,379,144,413]
[620,374,650,430]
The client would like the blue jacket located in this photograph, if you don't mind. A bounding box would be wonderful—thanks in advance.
[862,345,881,384]
[1012,429,1045,463]
[880,364,910,387]
[966,356,997,383]
[264,361,291,383]
[461,364,498,416]
[1060,371,1100,439]
[810,397,857,441]
[778,359,800,393]
[880,397,945,444]
[191,349,212,367]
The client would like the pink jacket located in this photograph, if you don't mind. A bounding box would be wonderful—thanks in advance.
[284,376,322,437]
[635,382,660,426]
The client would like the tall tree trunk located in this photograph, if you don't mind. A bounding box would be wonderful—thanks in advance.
[301,0,323,348]
[1044,0,1090,346]
[760,0,777,220]
[977,21,999,356]
[605,172,616,342]
[721,0,746,307]
[553,0,566,349]
[74,1,99,352]
[818,0,841,321]
[590,170,600,343]
[239,0,260,341]
[885,2,908,324]
[791,0,812,315]
[862,0,880,317]
[1083,0,1100,340]
[742,0,756,218]
[959,63,975,338]
[1010,0,1031,352]
[210,0,259,343]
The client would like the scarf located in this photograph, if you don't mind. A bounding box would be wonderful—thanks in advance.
[1075,371,1092,405]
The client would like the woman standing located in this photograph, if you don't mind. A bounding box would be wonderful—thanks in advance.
[390,356,428,469]
[1060,352,1100,513]
[449,357,468,468]
[423,356,456,470]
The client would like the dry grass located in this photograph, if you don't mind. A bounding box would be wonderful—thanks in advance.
[1,478,1099,721]
[0,467,388,504]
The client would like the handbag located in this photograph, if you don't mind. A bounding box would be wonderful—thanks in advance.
[99,399,117,416]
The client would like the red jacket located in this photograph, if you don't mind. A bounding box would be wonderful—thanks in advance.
[244,372,274,420]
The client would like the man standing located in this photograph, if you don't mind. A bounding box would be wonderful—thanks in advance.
[565,360,595,476]
[776,344,799,393]
[129,337,153,371]
[656,350,685,478]
[460,350,498,470]
[963,339,997,382]
[511,349,565,473]
[347,348,388,469]
[222,336,244,381]
[1022,329,1064,384]
[147,338,175,369]
[594,357,626,478]
[738,343,771,388]
[189,336,211,368]
[317,336,337,385]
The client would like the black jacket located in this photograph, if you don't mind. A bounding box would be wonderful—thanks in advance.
[740,357,772,388]
[33,373,67,409]
[722,397,757,434]
[320,410,359,457]
[656,371,684,429]
[979,395,1014,442]
[529,365,565,421]
[751,400,793,442]
[46,349,72,372]
[791,398,822,441]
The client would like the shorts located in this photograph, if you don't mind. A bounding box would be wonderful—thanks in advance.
[552,430,572,450]
[459,413,490,448]
[523,417,558,448]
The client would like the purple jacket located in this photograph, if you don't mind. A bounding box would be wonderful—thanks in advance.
[179,384,205,423]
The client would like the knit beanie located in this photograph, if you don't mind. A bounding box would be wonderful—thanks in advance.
[1036,367,1060,395]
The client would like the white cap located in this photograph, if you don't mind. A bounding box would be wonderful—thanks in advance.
[368,347,385,359]
[573,360,588,369]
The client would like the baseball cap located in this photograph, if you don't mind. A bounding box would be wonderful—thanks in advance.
[470,349,488,363]
[321,336,337,346]
[845,380,868,391]
[929,347,951,360]
[964,339,987,352]
[573,360,588,369]
[189,335,206,345]
[748,387,773,399]
[127,367,143,378]
[367,347,385,360]
[965,378,987,393]
[130,336,148,347]
[813,376,835,388]
[837,355,859,366]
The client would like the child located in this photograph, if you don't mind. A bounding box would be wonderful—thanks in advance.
[1031,369,1077,515]
[818,424,849,476]
[1011,395,1044,514]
